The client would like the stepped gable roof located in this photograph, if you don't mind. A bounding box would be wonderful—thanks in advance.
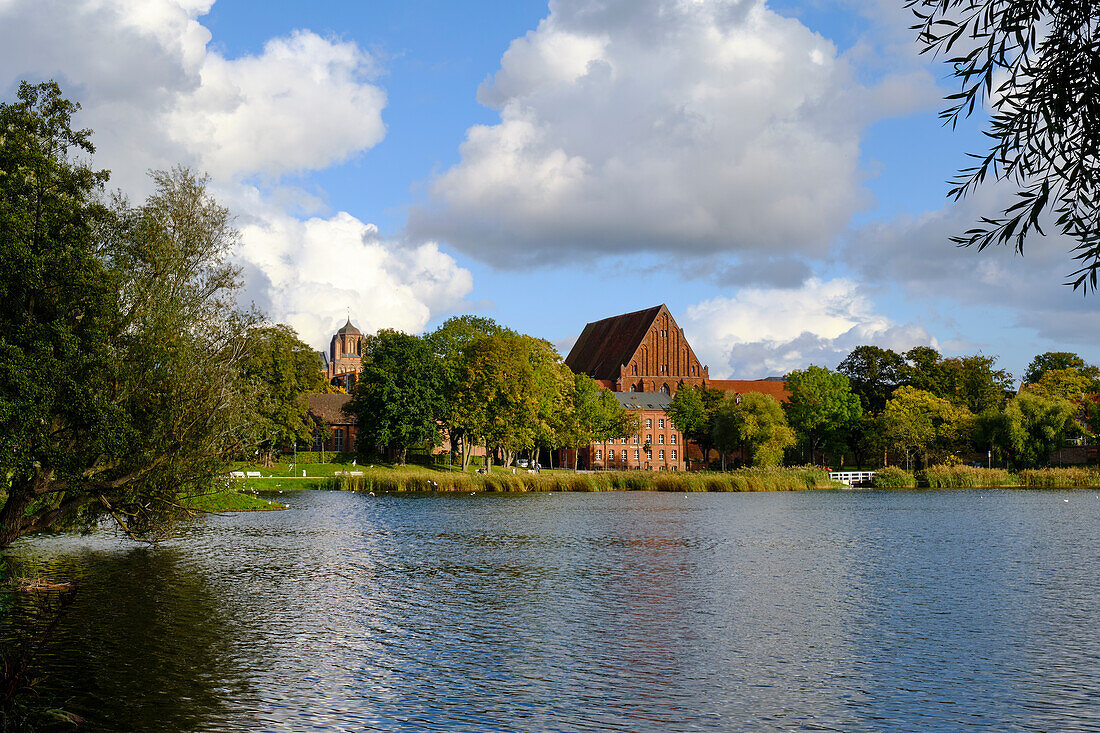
[565,305,663,380]
[336,318,361,336]
[708,379,791,402]
[307,393,356,425]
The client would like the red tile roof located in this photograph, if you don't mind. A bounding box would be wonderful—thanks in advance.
[307,393,356,425]
[708,379,791,402]
[565,305,663,380]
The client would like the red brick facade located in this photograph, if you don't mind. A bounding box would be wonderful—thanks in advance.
[326,319,363,391]
[565,304,789,470]
[307,393,358,453]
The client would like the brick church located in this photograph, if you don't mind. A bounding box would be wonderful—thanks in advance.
[564,304,788,470]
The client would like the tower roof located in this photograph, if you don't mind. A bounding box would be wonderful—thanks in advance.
[336,318,361,336]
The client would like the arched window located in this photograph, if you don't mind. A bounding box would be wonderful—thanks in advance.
[660,384,670,395]
[631,362,637,375]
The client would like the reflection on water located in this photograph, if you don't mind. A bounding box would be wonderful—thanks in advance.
[3,489,1100,732]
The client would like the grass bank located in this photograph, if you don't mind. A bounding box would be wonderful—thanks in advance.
[330,466,834,493]
[180,489,286,512]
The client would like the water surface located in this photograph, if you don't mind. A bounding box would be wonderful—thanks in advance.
[3,489,1099,732]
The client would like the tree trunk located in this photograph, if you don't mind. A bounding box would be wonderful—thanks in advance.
[398,447,407,466]
[0,487,33,549]
[485,441,492,472]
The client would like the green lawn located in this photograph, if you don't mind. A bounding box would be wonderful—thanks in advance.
[181,489,286,512]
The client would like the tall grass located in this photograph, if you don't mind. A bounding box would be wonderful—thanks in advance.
[921,465,1016,488]
[1018,467,1100,488]
[331,466,833,493]
[873,467,917,489]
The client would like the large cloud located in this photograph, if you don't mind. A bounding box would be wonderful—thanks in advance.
[0,0,468,349]
[408,0,937,265]
[682,278,934,378]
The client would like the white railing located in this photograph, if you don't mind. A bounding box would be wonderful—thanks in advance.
[828,470,875,487]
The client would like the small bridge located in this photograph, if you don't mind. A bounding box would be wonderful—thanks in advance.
[828,470,876,487]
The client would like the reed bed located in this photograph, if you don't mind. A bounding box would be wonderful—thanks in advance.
[921,465,1016,488]
[1017,467,1100,488]
[331,466,833,493]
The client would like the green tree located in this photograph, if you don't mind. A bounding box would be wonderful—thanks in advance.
[1003,392,1079,468]
[784,366,862,465]
[0,83,256,548]
[563,374,638,470]
[1029,368,1095,402]
[837,345,906,413]
[666,384,724,468]
[347,329,444,465]
[450,332,540,471]
[1023,352,1100,388]
[238,324,328,466]
[711,392,795,469]
[426,315,506,464]
[936,354,1013,414]
[879,387,976,469]
[908,0,1100,291]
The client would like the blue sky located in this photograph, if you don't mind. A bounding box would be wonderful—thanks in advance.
[1,0,1095,381]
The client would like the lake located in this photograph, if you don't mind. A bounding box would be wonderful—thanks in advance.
[3,489,1100,732]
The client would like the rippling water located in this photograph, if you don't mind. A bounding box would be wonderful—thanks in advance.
[3,489,1100,732]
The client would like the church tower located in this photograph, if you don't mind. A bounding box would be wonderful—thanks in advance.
[326,318,363,390]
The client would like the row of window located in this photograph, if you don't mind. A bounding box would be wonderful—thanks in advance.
[611,432,677,445]
[595,449,677,461]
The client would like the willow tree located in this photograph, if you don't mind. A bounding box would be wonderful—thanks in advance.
[0,82,256,547]
[909,0,1100,290]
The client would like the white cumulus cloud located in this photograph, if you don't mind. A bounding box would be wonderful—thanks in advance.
[409,0,937,265]
[0,0,468,349]
[682,278,934,378]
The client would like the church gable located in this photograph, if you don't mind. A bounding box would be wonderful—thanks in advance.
[565,304,708,391]
[621,306,706,385]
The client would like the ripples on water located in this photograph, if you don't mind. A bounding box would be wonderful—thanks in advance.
[3,489,1100,732]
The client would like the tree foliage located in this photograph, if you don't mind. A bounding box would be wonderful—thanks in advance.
[1023,351,1100,387]
[0,83,255,548]
[784,366,862,461]
[347,330,444,465]
[837,345,906,413]
[426,315,506,465]
[878,387,975,468]
[666,384,724,466]
[908,0,1100,290]
[711,392,795,468]
[1002,391,1079,468]
[238,324,327,464]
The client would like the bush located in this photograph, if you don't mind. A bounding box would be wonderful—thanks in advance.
[874,467,917,488]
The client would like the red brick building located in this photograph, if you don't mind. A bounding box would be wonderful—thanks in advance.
[323,318,364,391]
[564,304,789,470]
[307,393,357,454]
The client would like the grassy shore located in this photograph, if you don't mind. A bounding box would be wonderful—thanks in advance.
[328,465,835,493]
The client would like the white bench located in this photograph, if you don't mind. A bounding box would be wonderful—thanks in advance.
[229,471,245,478]
[245,471,262,479]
